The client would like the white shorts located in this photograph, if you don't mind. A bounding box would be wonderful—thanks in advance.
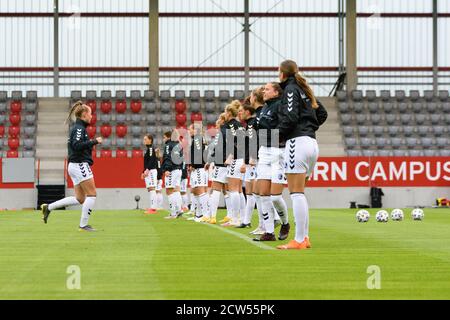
[284,136,319,176]
[227,158,244,180]
[190,168,208,188]
[244,165,256,182]
[68,162,94,186]
[156,179,163,191]
[211,166,228,184]
[165,169,182,189]
[180,179,188,193]
[256,146,287,184]
[144,169,158,189]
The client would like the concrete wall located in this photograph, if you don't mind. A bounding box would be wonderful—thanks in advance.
[1,187,448,210]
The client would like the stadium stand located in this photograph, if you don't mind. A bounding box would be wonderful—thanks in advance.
[0,90,37,158]
[338,90,450,157]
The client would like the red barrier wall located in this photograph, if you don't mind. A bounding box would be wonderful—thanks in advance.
[66,157,450,189]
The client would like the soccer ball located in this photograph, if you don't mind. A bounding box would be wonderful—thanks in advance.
[411,208,424,221]
[376,210,389,222]
[356,209,370,223]
[391,209,404,221]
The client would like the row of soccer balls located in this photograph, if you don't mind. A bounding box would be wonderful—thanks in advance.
[356,208,424,223]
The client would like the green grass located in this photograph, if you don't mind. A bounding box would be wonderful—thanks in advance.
[1,207,450,299]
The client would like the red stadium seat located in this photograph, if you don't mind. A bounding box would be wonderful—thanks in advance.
[175,101,186,114]
[176,113,187,126]
[8,126,20,138]
[7,150,18,158]
[100,125,112,138]
[8,138,20,151]
[190,112,203,123]
[87,100,97,113]
[101,101,112,114]
[10,101,22,114]
[0,126,4,137]
[9,114,21,126]
[116,125,127,138]
[116,149,128,158]
[132,149,143,158]
[130,100,142,113]
[86,125,96,139]
[100,150,112,158]
[90,113,97,126]
[115,100,127,113]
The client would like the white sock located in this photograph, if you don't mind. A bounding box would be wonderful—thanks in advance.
[192,195,199,217]
[243,194,255,225]
[157,193,163,208]
[149,190,156,209]
[254,194,265,230]
[173,192,182,214]
[167,193,176,215]
[261,195,274,234]
[80,196,95,228]
[199,193,209,218]
[182,194,189,208]
[271,194,288,225]
[291,193,309,243]
[48,196,80,211]
[224,194,232,218]
[239,193,246,222]
[209,190,221,218]
[228,191,240,224]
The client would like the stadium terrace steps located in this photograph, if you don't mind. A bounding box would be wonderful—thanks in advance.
[36,98,69,185]
[316,97,346,156]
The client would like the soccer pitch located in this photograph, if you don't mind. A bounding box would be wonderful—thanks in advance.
[1,208,450,300]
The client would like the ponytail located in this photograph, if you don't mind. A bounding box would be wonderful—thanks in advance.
[66,100,90,124]
[294,73,318,109]
[280,59,318,109]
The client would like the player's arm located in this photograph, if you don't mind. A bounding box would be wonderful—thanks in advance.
[70,127,99,151]
[315,99,328,126]
[277,88,302,138]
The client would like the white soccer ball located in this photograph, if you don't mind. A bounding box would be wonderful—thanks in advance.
[391,208,404,221]
[356,209,370,223]
[376,210,389,223]
[411,208,424,221]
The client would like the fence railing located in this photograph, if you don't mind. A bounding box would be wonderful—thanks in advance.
[0,67,448,97]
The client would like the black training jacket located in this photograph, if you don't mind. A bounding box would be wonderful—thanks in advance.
[68,118,98,166]
[157,160,163,180]
[209,119,245,167]
[190,134,206,169]
[143,144,158,173]
[244,116,258,164]
[277,76,328,142]
[257,96,284,148]
[161,140,183,172]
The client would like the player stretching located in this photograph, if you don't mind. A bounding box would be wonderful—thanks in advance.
[41,101,102,232]
[142,134,159,214]
[276,60,327,250]
[162,130,184,219]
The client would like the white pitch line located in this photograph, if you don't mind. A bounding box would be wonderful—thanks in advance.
[203,223,275,250]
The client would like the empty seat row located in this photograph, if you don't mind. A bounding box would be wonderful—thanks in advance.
[339,101,450,114]
[343,125,448,138]
[341,113,450,125]
[338,90,449,102]
[347,149,450,157]
[345,137,448,149]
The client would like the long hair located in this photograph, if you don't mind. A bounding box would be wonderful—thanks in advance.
[251,86,264,108]
[279,60,318,109]
[225,100,241,119]
[66,100,90,124]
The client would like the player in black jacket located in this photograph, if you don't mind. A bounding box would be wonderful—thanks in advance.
[187,123,209,222]
[41,101,103,232]
[162,130,184,219]
[142,134,159,214]
[252,82,291,242]
[207,102,245,225]
[155,149,164,210]
[276,59,328,250]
